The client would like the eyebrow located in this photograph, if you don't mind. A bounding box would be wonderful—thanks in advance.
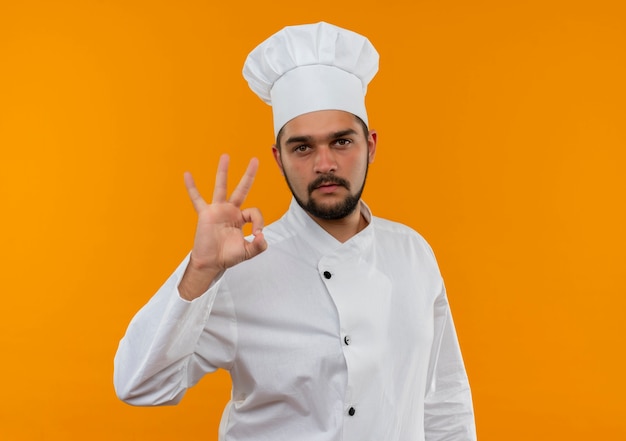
[285,129,359,146]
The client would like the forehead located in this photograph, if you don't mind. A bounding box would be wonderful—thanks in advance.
[280,110,361,138]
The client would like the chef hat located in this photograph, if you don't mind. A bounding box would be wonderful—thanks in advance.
[243,22,379,137]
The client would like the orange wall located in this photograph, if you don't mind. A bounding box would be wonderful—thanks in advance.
[1,0,625,439]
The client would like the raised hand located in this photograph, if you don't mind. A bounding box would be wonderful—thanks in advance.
[178,154,268,300]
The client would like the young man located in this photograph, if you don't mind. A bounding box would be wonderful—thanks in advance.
[114,22,476,440]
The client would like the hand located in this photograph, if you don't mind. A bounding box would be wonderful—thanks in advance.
[178,154,268,300]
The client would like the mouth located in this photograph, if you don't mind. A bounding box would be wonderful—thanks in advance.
[316,181,342,189]
[315,183,342,194]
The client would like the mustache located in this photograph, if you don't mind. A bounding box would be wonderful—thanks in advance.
[308,174,350,194]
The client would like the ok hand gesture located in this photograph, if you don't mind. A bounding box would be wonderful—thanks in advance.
[178,154,268,300]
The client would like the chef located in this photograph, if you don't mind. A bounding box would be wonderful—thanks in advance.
[114,21,476,441]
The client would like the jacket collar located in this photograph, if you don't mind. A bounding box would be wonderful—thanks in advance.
[283,197,374,257]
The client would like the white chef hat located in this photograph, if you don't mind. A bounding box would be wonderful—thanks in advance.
[243,22,379,137]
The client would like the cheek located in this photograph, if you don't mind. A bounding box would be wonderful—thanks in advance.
[353,155,369,177]
[283,164,308,189]
[283,160,308,179]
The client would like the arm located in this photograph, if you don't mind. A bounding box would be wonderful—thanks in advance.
[113,255,224,405]
[114,154,267,405]
[424,284,477,440]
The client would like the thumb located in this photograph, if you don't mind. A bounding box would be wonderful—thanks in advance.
[245,230,268,260]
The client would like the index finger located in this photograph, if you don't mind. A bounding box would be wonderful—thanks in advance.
[228,157,259,207]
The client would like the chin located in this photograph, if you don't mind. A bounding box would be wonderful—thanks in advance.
[303,195,361,221]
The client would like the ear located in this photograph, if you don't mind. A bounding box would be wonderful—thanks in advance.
[272,144,285,176]
[367,130,378,164]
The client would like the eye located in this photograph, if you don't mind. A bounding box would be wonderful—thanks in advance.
[293,145,310,153]
[333,139,352,147]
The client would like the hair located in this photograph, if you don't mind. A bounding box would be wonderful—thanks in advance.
[275,114,370,151]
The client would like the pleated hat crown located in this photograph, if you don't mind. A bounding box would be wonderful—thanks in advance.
[243,22,379,137]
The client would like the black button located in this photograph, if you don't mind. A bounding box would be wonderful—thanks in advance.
[344,335,351,345]
[348,407,356,416]
[323,271,332,279]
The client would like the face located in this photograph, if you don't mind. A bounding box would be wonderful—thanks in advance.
[272,110,377,221]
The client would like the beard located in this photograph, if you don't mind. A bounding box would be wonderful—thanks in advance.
[284,167,368,221]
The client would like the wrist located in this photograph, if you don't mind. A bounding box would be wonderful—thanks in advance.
[178,256,223,301]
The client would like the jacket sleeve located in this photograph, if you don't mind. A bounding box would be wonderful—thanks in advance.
[113,255,236,406]
[424,283,477,440]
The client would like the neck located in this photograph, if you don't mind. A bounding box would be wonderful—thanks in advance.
[308,202,368,243]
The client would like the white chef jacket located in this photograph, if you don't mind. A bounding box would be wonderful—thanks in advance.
[114,199,476,441]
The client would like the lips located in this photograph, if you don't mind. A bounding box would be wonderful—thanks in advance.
[315,183,341,194]
[316,182,341,189]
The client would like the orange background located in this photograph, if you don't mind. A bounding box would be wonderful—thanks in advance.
[1,0,625,439]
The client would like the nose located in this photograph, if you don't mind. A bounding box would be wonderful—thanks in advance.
[313,147,337,174]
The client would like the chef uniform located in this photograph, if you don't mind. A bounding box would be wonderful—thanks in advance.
[114,22,476,441]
